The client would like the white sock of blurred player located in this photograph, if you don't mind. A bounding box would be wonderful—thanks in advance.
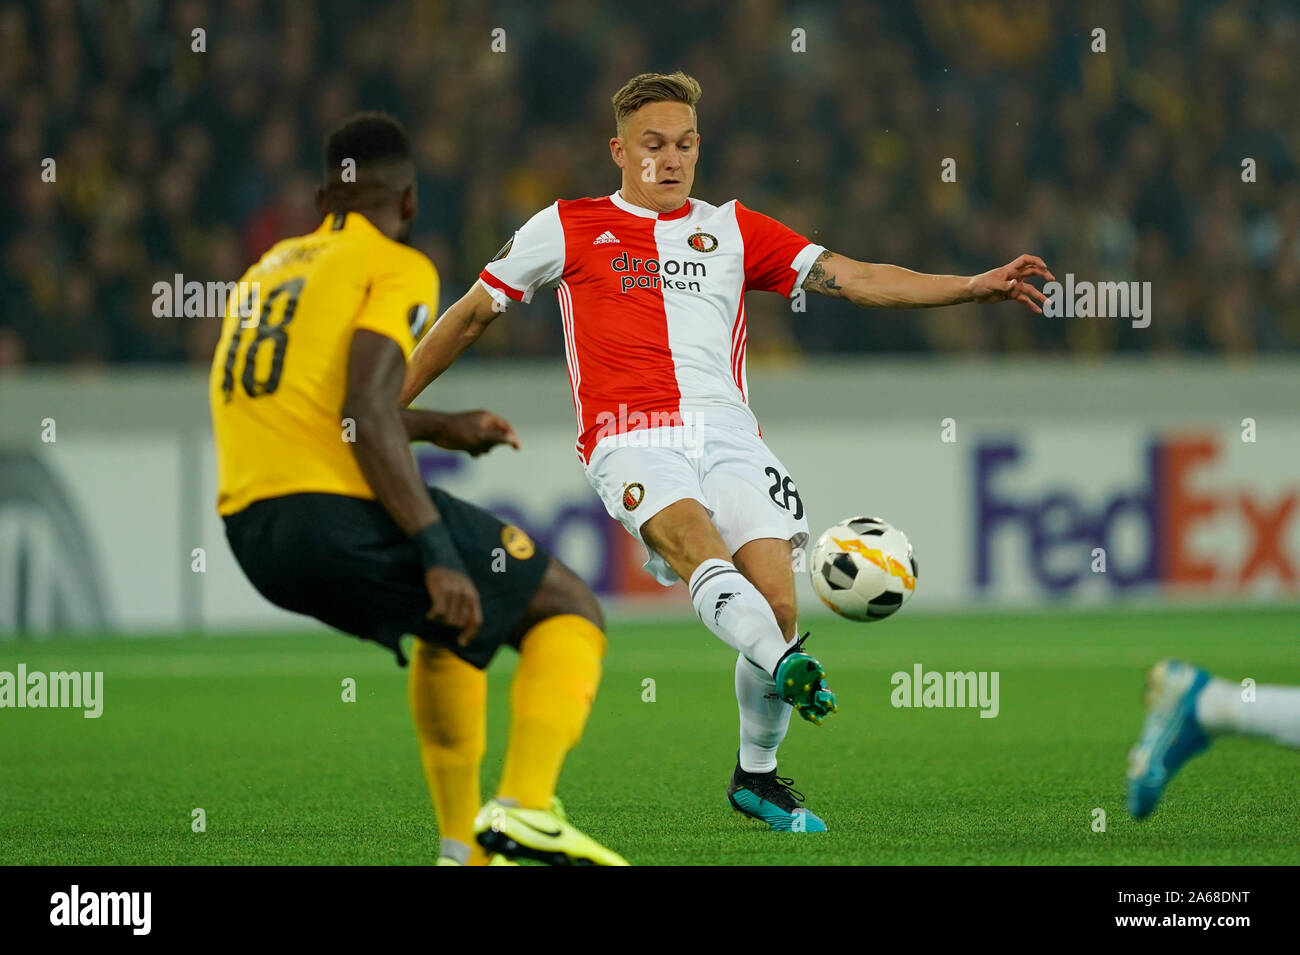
[688,558,792,675]
[1195,678,1300,747]
[734,654,793,772]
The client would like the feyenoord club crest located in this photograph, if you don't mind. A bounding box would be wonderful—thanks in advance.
[622,482,645,511]
[686,230,718,253]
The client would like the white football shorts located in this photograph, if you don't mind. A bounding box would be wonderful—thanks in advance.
[584,424,810,586]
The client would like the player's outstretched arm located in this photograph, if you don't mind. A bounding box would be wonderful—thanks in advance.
[802,250,1055,314]
[399,282,502,405]
[400,408,521,456]
[345,328,482,642]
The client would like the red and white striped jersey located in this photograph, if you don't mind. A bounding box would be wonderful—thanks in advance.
[478,191,825,462]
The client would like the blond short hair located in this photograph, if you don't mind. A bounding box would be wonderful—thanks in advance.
[612,71,702,135]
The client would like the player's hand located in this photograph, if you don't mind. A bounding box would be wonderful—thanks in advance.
[424,567,483,646]
[967,254,1055,314]
[433,410,521,457]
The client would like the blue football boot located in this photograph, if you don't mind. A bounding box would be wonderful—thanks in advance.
[727,757,828,832]
[1127,659,1213,819]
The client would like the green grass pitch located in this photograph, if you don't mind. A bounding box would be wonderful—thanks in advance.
[2,607,1298,865]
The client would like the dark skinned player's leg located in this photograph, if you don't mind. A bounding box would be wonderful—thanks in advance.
[494,556,607,812]
[408,639,488,864]
[508,556,605,638]
[411,544,607,864]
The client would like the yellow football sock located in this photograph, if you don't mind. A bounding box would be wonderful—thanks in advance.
[498,614,606,810]
[408,639,489,865]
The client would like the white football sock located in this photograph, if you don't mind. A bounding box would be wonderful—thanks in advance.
[735,654,793,773]
[688,558,791,675]
[1195,678,1300,748]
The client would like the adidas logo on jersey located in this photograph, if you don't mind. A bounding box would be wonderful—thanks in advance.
[592,230,621,245]
[714,592,738,622]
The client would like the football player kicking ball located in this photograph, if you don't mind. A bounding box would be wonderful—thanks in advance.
[400,72,1051,832]
[1128,660,1300,818]
[211,112,625,865]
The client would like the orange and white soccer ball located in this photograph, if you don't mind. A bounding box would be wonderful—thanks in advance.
[810,516,918,622]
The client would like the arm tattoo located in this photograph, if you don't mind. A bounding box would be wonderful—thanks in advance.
[802,250,843,296]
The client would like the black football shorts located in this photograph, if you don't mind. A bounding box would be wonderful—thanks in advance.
[223,487,550,668]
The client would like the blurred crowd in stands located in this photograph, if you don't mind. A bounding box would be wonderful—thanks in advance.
[2,0,1298,368]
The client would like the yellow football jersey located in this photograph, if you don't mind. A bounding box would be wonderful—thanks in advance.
[210,212,438,516]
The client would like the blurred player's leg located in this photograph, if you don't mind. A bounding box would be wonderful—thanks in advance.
[408,640,489,865]
[1195,675,1300,746]
[1127,660,1211,819]
[1129,659,1300,819]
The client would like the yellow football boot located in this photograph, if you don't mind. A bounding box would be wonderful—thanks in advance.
[473,798,629,866]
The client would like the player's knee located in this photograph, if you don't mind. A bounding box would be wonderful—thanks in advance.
[563,576,605,632]
[533,557,605,632]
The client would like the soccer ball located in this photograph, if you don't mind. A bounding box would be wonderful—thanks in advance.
[809,516,918,622]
